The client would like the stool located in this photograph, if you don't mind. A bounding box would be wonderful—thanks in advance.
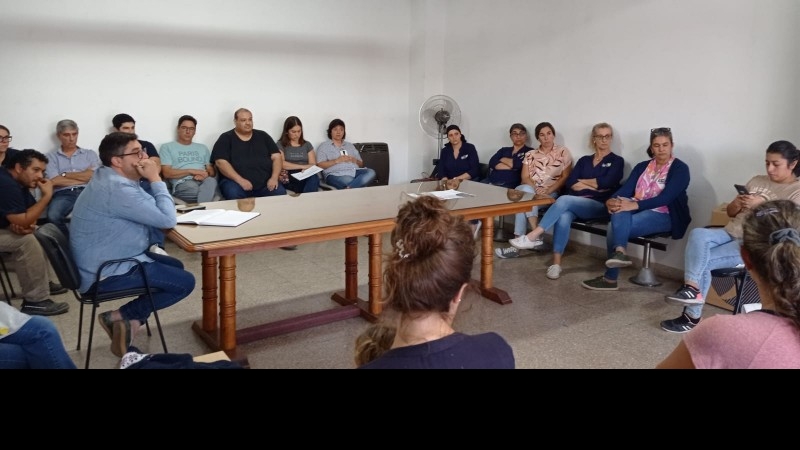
[629,232,672,287]
[710,267,748,315]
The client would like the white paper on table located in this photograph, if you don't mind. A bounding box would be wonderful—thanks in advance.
[407,189,475,200]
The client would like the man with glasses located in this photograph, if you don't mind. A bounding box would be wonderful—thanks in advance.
[70,132,195,357]
[211,108,286,199]
[45,119,101,236]
[0,149,70,316]
[159,115,217,203]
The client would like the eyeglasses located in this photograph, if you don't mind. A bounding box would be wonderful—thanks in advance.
[594,134,612,141]
[179,126,196,131]
[118,150,144,159]
[650,127,671,134]
[510,132,526,137]
[0,136,12,143]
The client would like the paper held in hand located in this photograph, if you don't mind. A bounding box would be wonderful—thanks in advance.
[291,165,323,180]
[176,209,260,227]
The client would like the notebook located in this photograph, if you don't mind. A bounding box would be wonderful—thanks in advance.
[176,209,260,227]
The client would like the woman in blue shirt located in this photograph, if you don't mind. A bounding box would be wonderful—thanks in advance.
[432,125,480,182]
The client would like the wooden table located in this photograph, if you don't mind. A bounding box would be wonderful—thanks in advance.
[167,181,553,358]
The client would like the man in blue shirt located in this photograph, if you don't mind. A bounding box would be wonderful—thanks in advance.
[45,119,101,236]
[70,132,195,357]
[0,150,69,316]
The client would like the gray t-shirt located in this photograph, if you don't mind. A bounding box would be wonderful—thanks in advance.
[316,139,362,178]
[277,141,314,165]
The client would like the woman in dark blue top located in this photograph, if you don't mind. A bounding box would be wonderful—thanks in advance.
[484,123,532,188]
[496,123,624,280]
[355,195,514,369]
[581,127,691,291]
[432,125,480,182]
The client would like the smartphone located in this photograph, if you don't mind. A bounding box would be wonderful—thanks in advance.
[734,184,749,195]
[177,205,206,213]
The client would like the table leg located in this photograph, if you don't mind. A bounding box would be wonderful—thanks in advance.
[332,236,359,306]
[219,254,237,351]
[201,252,218,333]
[478,216,512,305]
[365,233,382,320]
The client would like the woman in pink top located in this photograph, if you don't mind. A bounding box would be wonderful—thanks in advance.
[508,122,573,250]
[657,199,800,369]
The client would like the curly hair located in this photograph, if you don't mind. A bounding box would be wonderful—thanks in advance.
[742,199,800,329]
[353,195,477,366]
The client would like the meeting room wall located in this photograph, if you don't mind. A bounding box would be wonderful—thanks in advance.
[0,0,414,184]
[436,0,800,272]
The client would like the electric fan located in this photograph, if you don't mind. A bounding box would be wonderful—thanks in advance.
[418,94,462,165]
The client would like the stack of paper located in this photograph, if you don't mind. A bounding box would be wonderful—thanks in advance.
[291,165,323,180]
[176,209,260,227]
[408,189,476,200]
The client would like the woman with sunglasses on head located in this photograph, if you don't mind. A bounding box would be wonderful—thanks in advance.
[581,127,691,291]
[658,200,800,368]
[496,123,624,280]
[660,140,800,333]
[0,125,19,168]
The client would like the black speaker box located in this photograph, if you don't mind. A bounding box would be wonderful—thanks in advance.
[355,142,390,186]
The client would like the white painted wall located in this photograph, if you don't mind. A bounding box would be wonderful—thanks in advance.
[0,0,413,183]
[440,0,800,270]
[2,0,798,272]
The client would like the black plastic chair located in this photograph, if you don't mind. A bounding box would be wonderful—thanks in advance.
[33,223,168,369]
[0,252,16,304]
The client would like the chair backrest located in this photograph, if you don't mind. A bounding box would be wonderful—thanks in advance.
[34,223,82,292]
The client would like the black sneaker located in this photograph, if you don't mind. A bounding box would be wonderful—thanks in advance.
[20,299,70,316]
[664,285,704,306]
[605,251,632,268]
[49,281,68,296]
[494,246,520,259]
[660,312,700,333]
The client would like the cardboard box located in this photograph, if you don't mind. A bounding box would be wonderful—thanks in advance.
[709,203,731,227]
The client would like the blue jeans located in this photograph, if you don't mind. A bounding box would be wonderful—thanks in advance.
[0,316,77,369]
[285,171,321,193]
[513,184,558,236]
[325,168,376,189]
[538,196,608,254]
[47,188,83,236]
[141,179,166,247]
[682,227,742,318]
[90,252,195,324]
[219,179,287,199]
[604,210,671,281]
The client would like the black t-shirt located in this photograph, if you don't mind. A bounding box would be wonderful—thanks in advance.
[0,168,34,229]
[140,140,159,159]
[1,148,20,169]
[210,129,279,188]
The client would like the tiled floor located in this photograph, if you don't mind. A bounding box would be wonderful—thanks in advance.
[10,228,731,369]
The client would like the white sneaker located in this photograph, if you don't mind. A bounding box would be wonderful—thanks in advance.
[546,264,562,280]
[149,244,168,256]
[509,235,543,250]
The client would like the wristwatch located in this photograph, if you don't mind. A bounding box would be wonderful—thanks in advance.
[60,172,67,177]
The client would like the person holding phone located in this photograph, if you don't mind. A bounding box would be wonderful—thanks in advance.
[316,118,376,189]
[660,140,800,333]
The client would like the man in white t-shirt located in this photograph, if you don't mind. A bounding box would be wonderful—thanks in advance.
[159,115,217,203]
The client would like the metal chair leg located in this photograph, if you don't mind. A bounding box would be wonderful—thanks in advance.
[629,242,662,287]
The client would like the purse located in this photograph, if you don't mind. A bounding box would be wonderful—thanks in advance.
[279,169,290,184]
